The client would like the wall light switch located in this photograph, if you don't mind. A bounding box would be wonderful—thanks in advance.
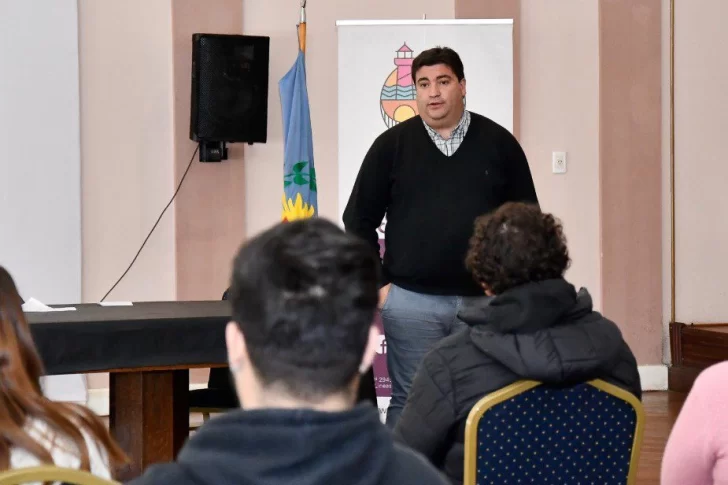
[552,151,567,174]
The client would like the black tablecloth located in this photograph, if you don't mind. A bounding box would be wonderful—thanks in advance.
[27,301,230,375]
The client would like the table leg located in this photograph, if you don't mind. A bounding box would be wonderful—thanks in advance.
[109,369,189,480]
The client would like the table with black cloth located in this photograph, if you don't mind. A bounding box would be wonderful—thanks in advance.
[27,301,230,480]
[27,301,379,480]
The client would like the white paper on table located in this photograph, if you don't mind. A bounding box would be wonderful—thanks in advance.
[21,297,76,312]
[41,374,87,403]
[98,301,133,306]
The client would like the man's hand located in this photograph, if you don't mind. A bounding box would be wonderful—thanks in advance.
[378,283,392,309]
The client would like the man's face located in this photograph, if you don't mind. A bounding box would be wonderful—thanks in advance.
[414,63,466,129]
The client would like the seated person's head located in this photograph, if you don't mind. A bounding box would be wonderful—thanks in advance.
[466,202,571,296]
[225,218,381,411]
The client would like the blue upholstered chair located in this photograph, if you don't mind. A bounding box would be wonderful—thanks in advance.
[463,380,644,485]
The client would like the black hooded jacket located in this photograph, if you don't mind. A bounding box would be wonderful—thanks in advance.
[129,404,447,485]
[393,279,641,484]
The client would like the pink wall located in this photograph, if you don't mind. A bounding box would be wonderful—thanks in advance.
[599,0,663,366]
[79,0,176,390]
[673,0,728,324]
[79,0,176,305]
[519,0,601,310]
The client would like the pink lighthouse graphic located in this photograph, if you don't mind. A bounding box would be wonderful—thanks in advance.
[394,43,414,86]
[380,43,419,128]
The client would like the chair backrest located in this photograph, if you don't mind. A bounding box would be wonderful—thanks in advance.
[463,379,644,485]
[0,466,120,485]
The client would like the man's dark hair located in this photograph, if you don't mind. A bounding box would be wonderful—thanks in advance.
[466,203,571,295]
[411,46,465,83]
[229,218,380,399]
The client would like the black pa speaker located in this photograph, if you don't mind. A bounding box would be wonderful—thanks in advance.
[190,34,270,160]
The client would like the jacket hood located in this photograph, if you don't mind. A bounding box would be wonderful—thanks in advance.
[457,279,625,383]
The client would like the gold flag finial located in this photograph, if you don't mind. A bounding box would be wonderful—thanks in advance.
[298,0,307,53]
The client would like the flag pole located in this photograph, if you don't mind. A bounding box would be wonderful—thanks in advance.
[298,0,307,53]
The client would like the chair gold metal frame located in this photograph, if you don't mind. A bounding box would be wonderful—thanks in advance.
[0,466,120,485]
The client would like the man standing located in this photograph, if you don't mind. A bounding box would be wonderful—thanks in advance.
[343,46,538,428]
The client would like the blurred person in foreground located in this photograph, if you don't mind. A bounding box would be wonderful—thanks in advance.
[661,361,728,485]
[129,218,447,485]
[0,266,127,478]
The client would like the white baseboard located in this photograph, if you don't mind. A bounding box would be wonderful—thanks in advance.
[87,383,207,417]
[638,364,668,391]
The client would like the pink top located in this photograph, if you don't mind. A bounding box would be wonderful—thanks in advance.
[661,361,728,485]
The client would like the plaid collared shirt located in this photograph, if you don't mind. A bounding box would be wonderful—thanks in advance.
[422,110,471,157]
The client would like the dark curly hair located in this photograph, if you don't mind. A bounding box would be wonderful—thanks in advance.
[465,202,571,295]
[411,46,465,83]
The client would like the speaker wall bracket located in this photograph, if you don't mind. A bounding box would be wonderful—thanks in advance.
[198,141,228,162]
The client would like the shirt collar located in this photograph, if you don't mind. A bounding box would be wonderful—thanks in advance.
[422,110,470,140]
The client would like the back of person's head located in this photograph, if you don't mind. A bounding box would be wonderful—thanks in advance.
[466,202,571,295]
[0,266,127,472]
[226,218,381,408]
[411,46,465,82]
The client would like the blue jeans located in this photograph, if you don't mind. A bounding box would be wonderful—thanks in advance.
[381,284,476,428]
